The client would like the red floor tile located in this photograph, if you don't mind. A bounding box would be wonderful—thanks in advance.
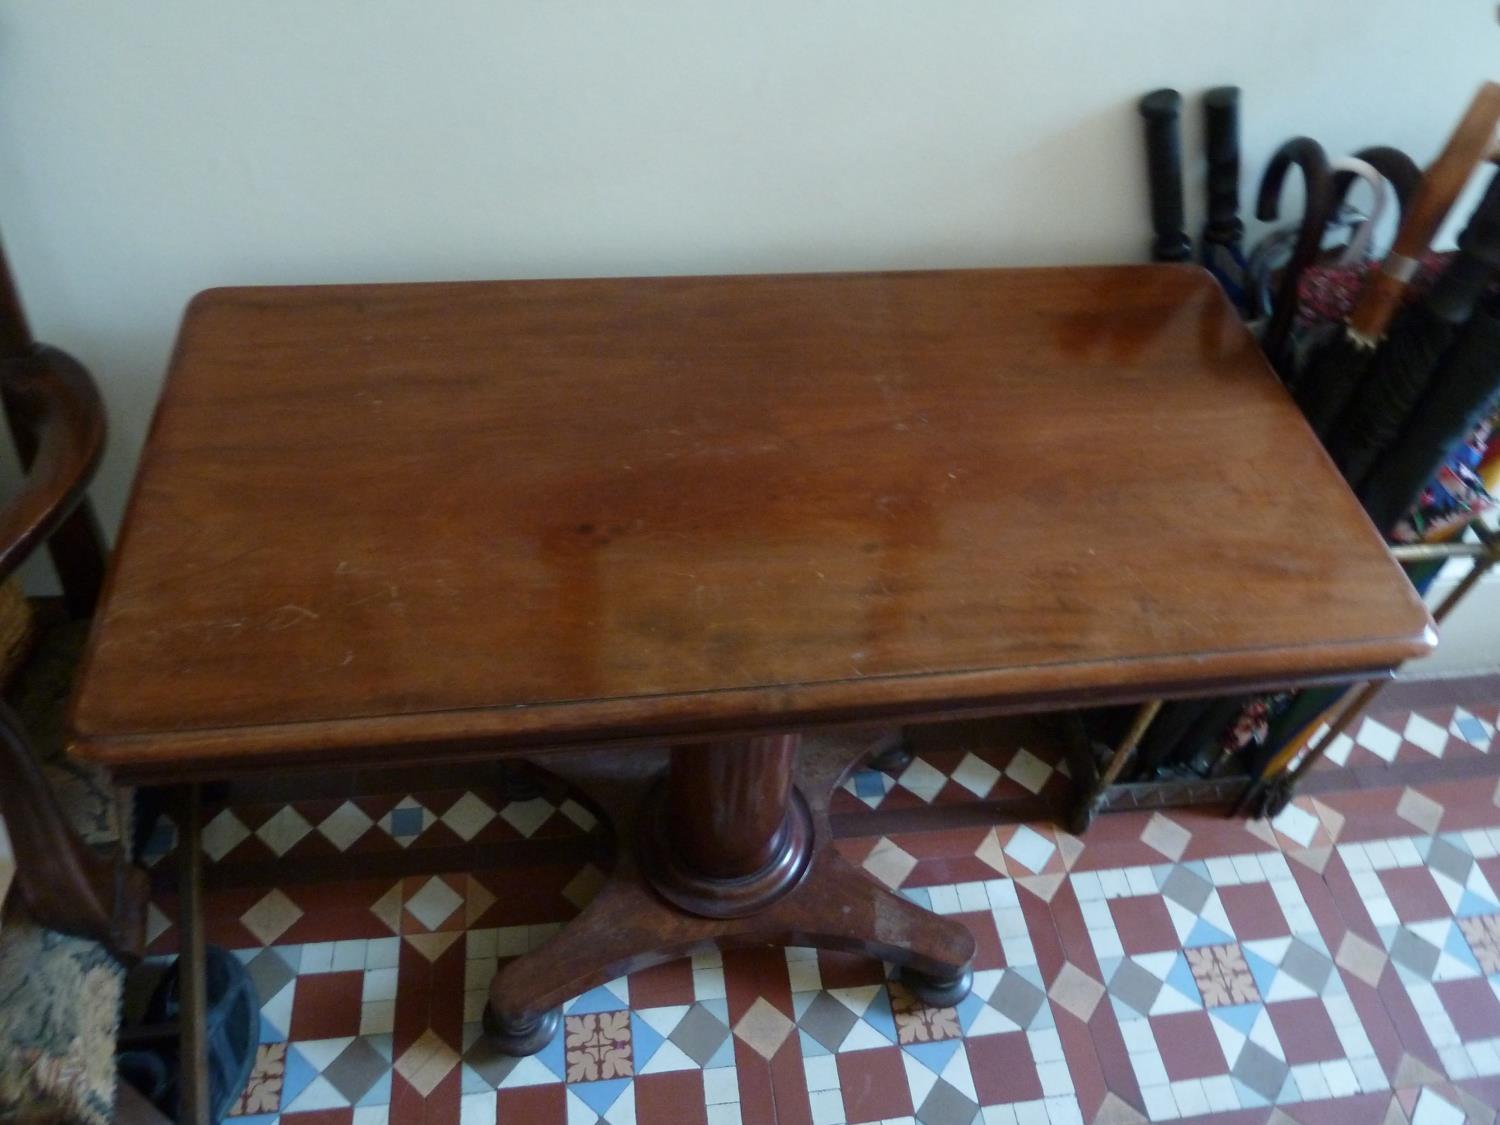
[967,1031,1046,1104]
[495,1084,565,1123]
[1269,998,1345,1065]
[1436,976,1500,1042]
[1152,1010,1228,1079]
[1378,865,1456,924]
[1110,894,1179,956]
[627,957,697,1008]
[1219,881,1291,941]
[836,1045,913,1121]
[288,972,364,1041]
[634,1072,708,1125]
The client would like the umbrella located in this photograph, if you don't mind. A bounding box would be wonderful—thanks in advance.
[1359,293,1500,535]
[1134,698,1223,777]
[1201,86,1248,312]
[1139,89,1192,262]
[1293,82,1500,435]
[1254,137,1333,375]
[1327,157,1390,267]
[1331,146,1421,222]
[1249,157,1386,333]
[1324,164,1500,485]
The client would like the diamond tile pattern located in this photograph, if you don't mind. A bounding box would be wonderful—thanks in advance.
[154,693,1500,1123]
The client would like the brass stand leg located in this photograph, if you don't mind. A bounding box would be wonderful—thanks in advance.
[1070,700,1163,833]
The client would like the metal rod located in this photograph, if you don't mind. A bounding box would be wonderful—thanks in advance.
[1272,529,1497,795]
[176,784,211,1125]
[1431,546,1498,623]
[1389,542,1491,562]
[1281,680,1386,786]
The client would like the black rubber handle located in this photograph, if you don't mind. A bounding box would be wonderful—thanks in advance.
[1202,86,1242,244]
[1139,89,1192,262]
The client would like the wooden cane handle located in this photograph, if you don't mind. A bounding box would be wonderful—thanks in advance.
[1349,81,1500,341]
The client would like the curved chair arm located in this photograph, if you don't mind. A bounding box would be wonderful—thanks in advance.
[0,699,146,959]
[0,345,106,584]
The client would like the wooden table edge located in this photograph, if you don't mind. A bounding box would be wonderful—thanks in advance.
[70,629,1433,782]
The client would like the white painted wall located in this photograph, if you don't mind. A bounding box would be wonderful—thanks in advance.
[0,1,1496,668]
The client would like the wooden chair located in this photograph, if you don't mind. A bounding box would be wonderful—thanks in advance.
[0,236,155,1124]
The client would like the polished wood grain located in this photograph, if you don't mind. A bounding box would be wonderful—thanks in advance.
[665,734,799,879]
[70,265,1433,777]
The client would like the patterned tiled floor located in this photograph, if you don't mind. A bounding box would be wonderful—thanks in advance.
[130,689,1500,1123]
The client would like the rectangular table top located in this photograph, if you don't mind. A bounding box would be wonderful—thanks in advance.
[71,265,1433,776]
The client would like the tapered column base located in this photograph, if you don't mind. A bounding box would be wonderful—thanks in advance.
[484,737,976,1056]
[637,781,814,919]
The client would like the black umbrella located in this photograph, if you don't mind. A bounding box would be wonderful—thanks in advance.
[1254,137,1333,376]
[1202,87,1248,313]
[1324,164,1500,485]
[1134,698,1220,777]
[1139,89,1192,263]
[1293,82,1500,435]
[1359,292,1500,535]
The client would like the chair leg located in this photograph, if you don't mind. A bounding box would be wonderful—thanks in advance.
[116,1074,176,1125]
[0,701,146,960]
[46,496,108,620]
[175,785,212,1125]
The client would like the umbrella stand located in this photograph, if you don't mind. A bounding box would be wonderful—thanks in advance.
[1068,527,1497,831]
[1238,526,1498,816]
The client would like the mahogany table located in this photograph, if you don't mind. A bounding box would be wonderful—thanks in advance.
[70,265,1433,1057]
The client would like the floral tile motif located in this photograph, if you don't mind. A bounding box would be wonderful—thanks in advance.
[1458,913,1500,973]
[563,1011,633,1082]
[1186,943,1260,1007]
[230,1042,287,1116]
[888,980,963,1044]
